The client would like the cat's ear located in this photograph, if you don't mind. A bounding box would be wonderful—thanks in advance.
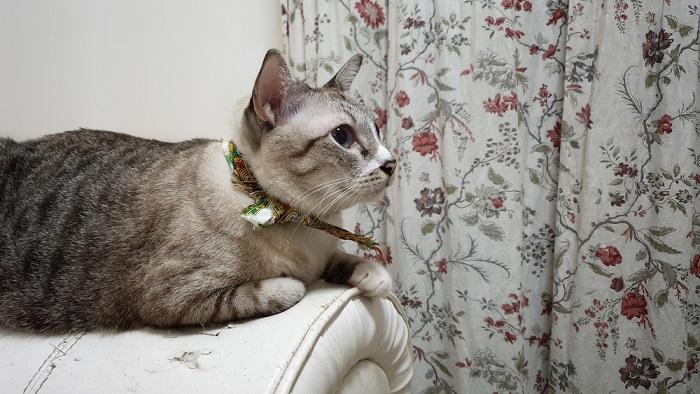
[324,54,363,92]
[251,49,293,126]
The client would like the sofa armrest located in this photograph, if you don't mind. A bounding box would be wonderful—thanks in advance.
[1,282,413,394]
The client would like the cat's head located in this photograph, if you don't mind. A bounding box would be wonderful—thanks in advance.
[236,49,395,217]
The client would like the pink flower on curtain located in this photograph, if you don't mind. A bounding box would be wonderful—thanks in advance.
[505,28,524,39]
[504,331,517,343]
[483,92,518,116]
[395,90,411,107]
[619,355,660,389]
[613,162,637,177]
[436,258,447,274]
[595,245,622,266]
[412,132,438,156]
[501,0,531,12]
[354,0,385,29]
[690,254,700,278]
[610,277,624,291]
[501,303,515,314]
[546,122,562,148]
[490,196,504,209]
[504,92,519,109]
[541,44,557,59]
[373,107,387,129]
[642,29,673,66]
[484,93,507,115]
[547,8,567,26]
[485,16,505,28]
[655,114,673,134]
[621,292,648,320]
[403,16,425,29]
[414,187,445,217]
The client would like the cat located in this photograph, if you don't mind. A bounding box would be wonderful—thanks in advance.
[0,49,396,332]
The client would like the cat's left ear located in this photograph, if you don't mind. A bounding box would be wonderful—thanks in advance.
[251,49,294,127]
[324,54,363,92]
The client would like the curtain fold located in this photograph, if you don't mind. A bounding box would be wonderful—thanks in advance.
[281,0,700,392]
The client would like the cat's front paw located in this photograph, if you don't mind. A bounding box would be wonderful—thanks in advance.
[349,261,393,298]
[259,277,306,313]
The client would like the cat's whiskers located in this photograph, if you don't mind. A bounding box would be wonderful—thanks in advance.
[293,177,347,198]
[289,181,351,238]
[286,179,350,238]
[299,179,351,218]
[302,186,355,245]
[291,187,345,241]
[316,186,353,219]
[286,177,352,208]
[294,181,348,223]
[312,183,353,220]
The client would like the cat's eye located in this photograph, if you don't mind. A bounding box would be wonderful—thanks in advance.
[331,124,354,149]
[374,122,381,137]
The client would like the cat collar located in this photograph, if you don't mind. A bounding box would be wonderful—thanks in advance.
[222,139,384,261]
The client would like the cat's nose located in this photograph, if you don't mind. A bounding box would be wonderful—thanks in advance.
[379,159,396,176]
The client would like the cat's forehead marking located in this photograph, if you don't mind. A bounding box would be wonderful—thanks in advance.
[287,105,350,137]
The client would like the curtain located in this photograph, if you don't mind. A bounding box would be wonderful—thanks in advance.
[281,0,700,392]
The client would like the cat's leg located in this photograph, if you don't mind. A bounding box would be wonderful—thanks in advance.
[140,277,306,327]
[323,251,392,297]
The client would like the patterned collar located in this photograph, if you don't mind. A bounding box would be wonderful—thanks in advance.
[222,140,384,261]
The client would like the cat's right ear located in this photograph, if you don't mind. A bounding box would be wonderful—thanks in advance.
[324,54,363,92]
[250,49,293,127]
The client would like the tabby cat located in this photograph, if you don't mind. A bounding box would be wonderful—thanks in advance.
[0,50,395,332]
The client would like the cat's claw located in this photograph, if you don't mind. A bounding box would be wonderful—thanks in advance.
[349,261,392,298]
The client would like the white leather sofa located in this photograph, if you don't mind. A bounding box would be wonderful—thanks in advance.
[0,283,413,393]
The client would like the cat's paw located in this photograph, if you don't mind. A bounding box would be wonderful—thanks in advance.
[258,277,306,313]
[349,261,393,298]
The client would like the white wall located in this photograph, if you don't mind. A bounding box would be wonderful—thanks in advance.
[0,0,282,141]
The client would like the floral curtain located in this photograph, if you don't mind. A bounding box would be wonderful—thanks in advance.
[281,0,700,392]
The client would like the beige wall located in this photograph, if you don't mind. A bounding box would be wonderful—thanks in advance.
[0,0,282,141]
